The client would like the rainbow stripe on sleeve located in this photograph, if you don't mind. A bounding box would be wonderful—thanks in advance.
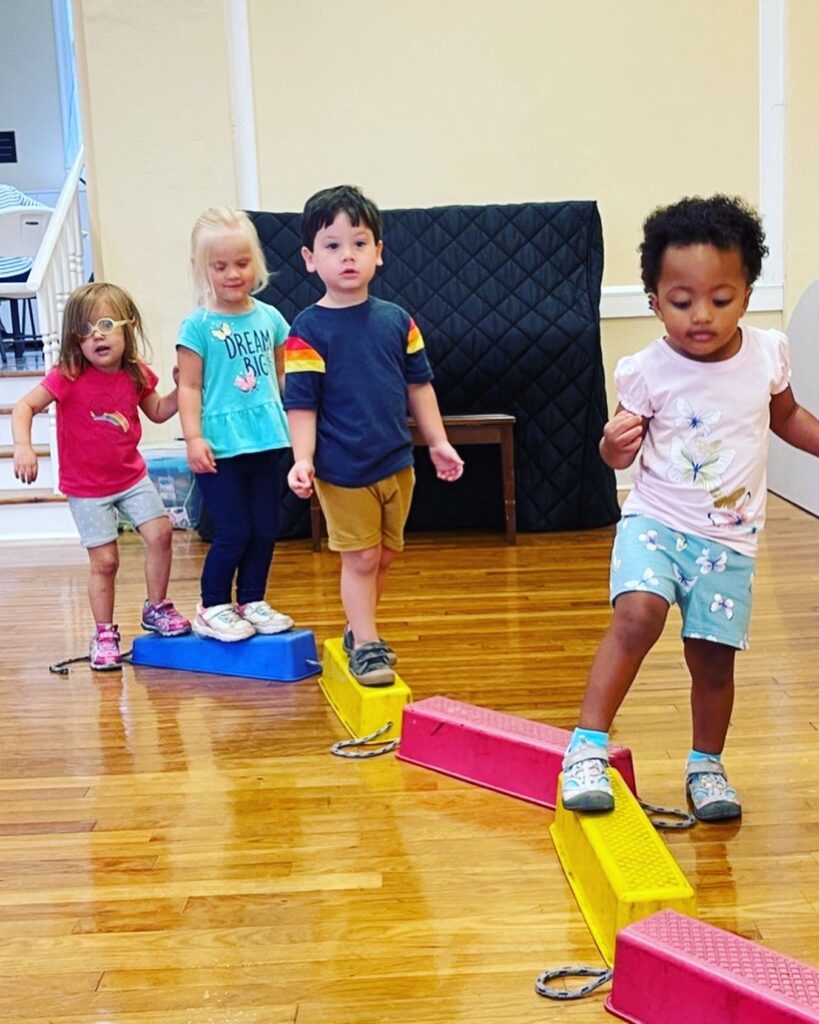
[406,319,425,354]
[285,336,326,374]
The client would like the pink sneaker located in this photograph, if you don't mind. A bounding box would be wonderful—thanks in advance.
[90,624,122,671]
[141,599,191,637]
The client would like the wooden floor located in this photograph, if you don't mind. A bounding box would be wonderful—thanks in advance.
[0,495,817,1023]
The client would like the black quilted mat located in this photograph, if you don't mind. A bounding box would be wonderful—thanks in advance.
[249,200,618,538]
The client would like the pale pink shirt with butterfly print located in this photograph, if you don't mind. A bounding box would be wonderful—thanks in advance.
[616,325,791,557]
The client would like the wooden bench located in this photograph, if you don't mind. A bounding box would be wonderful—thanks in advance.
[309,413,516,551]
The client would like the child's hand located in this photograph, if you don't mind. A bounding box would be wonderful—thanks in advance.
[186,436,217,474]
[13,443,38,485]
[429,442,464,482]
[288,458,315,499]
[172,365,180,387]
[600,409,645,468]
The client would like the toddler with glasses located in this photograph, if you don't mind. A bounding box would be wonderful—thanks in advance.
[12,281,190,670]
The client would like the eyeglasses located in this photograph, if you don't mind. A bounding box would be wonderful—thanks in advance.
[77,318,132,338]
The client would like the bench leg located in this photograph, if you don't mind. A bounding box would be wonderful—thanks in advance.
[500,427,516,544]
[309,493,322,552]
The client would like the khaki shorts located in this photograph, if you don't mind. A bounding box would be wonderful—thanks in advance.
[315,466,415,552]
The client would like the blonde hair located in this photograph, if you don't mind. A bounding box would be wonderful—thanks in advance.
[58,282,151,389]
[189,207,269,308]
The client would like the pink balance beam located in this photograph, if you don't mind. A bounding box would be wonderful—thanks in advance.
[607,910,819,1023]
[396,696,637,808]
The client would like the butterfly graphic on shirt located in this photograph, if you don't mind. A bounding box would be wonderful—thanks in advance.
[90,410,129,433]
[211,322,232,342]
[234,369,257,393]
[708,490,754,529]
[674,398,721,436]
[668,437,735,493]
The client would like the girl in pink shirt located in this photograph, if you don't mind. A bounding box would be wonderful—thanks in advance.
[12,282,190,670]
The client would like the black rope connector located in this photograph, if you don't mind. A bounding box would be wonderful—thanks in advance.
[534,965,613,1000]
[330,721,398,759]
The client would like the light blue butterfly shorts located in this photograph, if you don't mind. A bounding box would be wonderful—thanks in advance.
[610,515,754,651]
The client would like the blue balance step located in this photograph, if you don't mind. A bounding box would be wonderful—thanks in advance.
[131,629,320,682]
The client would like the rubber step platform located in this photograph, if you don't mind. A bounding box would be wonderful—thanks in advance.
[319,637,411,742]
[551,767,696,966]
[396,695,637,808]
[131,629,319,682]
[607,909,819,1023]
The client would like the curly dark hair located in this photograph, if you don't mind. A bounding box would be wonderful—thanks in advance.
[640,194,768,293]
[300,184,382,250]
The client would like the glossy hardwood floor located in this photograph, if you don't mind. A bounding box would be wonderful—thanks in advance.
[0,495,817,1023]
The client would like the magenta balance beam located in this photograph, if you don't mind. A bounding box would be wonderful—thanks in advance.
[607,909,819,1024]
[396,696,636,808]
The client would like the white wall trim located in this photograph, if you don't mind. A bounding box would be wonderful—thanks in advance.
[224,0,260,210]
[758,0,786,286]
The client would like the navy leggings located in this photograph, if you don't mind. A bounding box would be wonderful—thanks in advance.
[195,449,283,607]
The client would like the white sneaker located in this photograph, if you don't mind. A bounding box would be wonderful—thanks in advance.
[237,600,294,635]
[193,603,255,642]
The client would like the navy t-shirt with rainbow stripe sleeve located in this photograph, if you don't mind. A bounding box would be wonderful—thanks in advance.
[283,297,434,487]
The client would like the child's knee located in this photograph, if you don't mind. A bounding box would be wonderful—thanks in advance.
[89,544,119,576]
[342,545,381,574]
[611,592,668,646]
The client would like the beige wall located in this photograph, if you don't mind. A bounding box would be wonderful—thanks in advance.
[253,0,758,287]
[71,0,816,444]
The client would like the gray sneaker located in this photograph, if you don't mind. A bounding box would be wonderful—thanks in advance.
[348,641,395,687]
[343,626,397,666]
[561,740,614,812]
[685,756,741,821]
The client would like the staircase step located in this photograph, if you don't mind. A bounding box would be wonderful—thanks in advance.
[0,370,44,402]
[0,406,50,445]
[0,487,62,504]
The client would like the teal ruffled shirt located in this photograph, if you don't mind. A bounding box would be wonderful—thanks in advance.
[177,299,291,458]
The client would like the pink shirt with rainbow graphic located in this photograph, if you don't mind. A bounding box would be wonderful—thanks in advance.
[42,363,158,498]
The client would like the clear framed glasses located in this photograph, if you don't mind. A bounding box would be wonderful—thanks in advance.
[78,317,131,338]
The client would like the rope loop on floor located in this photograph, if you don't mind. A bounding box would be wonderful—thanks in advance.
[48,650,133,675]
[639,799,697,831]
[330,722,398,759]
[534,965,613,1000]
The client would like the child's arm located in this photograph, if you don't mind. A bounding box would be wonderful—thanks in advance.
[12,384,54,485]
[275,346,286,398]
[139,366,179,424]
[287,409,317,498]
[177,348,217,473]
[600,404,648,469]
[769,386,819,456]
[407,382,464,482]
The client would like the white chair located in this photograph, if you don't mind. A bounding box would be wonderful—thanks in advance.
[0,205,53,365]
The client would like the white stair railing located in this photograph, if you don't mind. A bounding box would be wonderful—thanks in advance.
[3,147,86,491]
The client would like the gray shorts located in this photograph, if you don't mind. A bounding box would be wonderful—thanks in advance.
[68,476,167,548]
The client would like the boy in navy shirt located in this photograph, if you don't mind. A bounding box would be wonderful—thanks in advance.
[285,185,463,685]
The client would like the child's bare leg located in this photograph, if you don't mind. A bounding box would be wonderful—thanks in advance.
[563,591,668,811]
[578,591,669,730]
[375,545,396,604]
[683,637,741,821]
[87,541,119,624]
[137,515,173,605]
[685,638,736,754]
[340,546,381,646]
